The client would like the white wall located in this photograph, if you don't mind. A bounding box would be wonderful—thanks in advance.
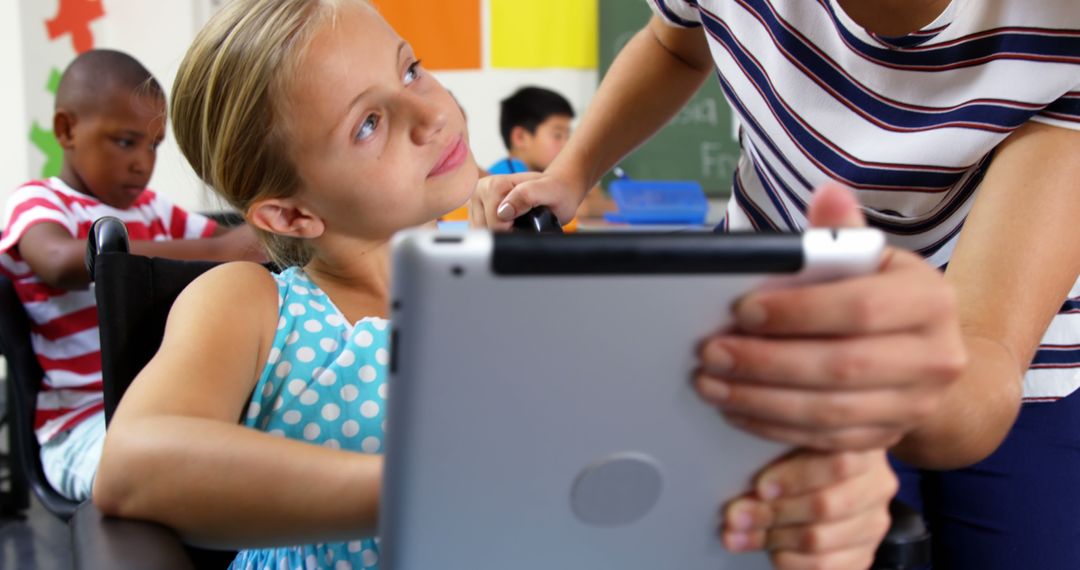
[4,0,599,213]
[0,1,28,205]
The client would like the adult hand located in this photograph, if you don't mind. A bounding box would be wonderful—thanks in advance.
[469,169,586,230]
[696,183,966,450]
[721,449,897,570]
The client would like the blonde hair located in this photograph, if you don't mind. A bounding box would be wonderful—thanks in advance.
[172,0,357,267]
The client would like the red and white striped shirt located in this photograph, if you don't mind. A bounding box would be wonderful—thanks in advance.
[0,178,217,442]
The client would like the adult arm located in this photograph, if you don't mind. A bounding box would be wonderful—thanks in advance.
[471,16,714,228]
[892,121,1080,467]
[696,123,1080,469]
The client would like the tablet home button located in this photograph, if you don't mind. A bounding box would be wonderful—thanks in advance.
[570,452,663,527]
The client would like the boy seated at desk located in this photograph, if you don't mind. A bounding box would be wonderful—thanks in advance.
[0,49,264,501]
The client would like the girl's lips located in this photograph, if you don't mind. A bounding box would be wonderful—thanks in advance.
[428,136,467,178]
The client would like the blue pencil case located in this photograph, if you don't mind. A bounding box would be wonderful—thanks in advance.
[603,179,708,225]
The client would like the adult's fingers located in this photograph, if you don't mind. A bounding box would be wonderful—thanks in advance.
[698,332,964,391]
[732,249,957,337]
[696,375,942,440]
[752,450,880,503]
[471,172,543,230]
[805,182,868,229]
[764,505,892,553]
[766,456,897,527]
[770,547,879,570]
[725,413,904,450]
[492,174,581,224]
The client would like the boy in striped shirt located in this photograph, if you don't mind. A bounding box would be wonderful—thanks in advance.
[0,50,265,501]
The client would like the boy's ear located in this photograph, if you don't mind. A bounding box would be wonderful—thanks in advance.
[509,125,533,151]
[248,198,326,240]
[53,110,77,149]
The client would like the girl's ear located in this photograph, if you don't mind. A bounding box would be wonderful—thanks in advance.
[248,198,326,239]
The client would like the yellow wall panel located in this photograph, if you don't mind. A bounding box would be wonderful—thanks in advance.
[490,0,598,69]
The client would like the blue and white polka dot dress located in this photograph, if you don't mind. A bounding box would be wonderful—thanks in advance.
[230,267,388,570]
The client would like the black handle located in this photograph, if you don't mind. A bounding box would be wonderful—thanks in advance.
[85,216,130,281]
[872,499,932,569]
[511,206,563,234]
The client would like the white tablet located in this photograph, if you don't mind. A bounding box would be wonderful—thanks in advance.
[381,229,886,570]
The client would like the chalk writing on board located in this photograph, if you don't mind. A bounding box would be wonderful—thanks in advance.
[701,141,738,179]
[600,0,740,196]
[674,97,721,127]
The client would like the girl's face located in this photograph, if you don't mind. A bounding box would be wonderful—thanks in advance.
[284,3,476,240]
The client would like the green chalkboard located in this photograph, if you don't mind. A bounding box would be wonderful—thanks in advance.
[599,0,739,197]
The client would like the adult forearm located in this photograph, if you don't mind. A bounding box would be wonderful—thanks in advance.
[95,415,381,549]
[891,334,1023,470]
[549,21,711,193]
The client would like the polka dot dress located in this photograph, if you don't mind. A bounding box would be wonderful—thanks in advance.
[230,267,387,570]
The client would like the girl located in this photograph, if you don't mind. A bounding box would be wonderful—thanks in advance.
[93,1,897,569]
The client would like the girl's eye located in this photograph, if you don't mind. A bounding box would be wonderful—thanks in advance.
[115,138,135,149]
[404,60,422,85]
[356,114,379,141]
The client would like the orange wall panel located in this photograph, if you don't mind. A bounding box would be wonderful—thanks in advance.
[372,0,482,71]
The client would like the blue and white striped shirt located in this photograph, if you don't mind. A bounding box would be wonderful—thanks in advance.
[649,0,1080,400]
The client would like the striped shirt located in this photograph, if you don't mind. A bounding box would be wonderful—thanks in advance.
[0,178,216,442]
[648,0,1080,401]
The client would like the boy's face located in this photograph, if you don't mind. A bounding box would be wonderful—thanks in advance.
[283,3,477,240]
[56,90,166,209]
[513,114,572,172]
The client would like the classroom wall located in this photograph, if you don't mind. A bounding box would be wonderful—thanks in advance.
[372,0,599,172]
[3,0,599,213]
[0,2,28,203]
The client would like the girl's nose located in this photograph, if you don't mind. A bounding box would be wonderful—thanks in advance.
[408,94,448,146]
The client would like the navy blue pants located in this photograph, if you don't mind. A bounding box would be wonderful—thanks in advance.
[892,390,1080,569]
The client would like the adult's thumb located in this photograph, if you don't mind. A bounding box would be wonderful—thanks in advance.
[806,182,866,228]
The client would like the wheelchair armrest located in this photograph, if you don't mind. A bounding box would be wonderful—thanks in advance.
[71,501,196,570]
[85,216,130,281]
[872,499,931,570]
